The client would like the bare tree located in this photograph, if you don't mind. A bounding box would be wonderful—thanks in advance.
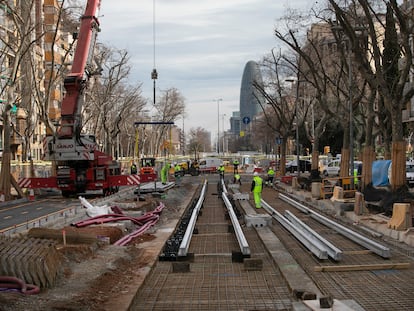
[252,50,298,175]
[150,88,185,157]
[0,0,43,199]
[84,45,146,156]
[327,0,414,189]
[187,127,211,158]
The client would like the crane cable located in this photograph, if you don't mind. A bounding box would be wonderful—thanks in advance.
[151,0,157,106]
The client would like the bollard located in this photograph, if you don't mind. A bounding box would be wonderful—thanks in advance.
[29,189,35,201]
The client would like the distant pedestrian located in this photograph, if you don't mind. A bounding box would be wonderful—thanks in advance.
[251,172,263,209]
[233,173,241,185]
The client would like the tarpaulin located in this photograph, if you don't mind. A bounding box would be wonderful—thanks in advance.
[372,160,391,186]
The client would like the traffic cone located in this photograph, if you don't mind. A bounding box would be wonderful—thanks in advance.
[29,189,35,201]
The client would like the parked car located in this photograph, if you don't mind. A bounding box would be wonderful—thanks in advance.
[406,161,414,187]
[320,159,362,177]
[286,159,311,173]
[321,159,341,176]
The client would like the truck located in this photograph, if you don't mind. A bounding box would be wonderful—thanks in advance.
[18,0,140,197]
[198,158,223,174]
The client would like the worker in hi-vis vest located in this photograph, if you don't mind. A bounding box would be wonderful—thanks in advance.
[251,172,263,208]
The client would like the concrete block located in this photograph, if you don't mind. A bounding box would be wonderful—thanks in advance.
[292,177,300,190]
[311,182,321,199]
[233,192,249,200]
[244,214,272,228]
[388,203,412,231]
[331,186,344,201]
[319,295,334,308]
[227,184,240,190]
[354,192,367,215]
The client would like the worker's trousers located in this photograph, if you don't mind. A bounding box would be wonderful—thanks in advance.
[161,169,167,183]
[253,191,262,208]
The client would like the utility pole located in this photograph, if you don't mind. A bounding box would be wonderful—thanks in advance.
[213,98,222,155]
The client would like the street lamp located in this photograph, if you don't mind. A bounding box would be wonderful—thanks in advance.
[285,77,300,178]
[331,24,365,180]
[213,98,222,155]
[222,113,226,154]
[348,42,354,180]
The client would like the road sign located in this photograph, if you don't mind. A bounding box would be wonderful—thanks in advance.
[242,116,250,125]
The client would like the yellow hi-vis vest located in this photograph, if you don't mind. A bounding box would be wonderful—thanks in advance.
[253,176,263,192]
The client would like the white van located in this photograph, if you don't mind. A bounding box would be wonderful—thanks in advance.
[198,158,223,173]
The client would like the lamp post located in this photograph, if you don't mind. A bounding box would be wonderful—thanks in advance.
[286,78,300,178]
[222,113,226,154]
[213,98,222,155]
[348,42,354,180]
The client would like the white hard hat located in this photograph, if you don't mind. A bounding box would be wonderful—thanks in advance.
[254,172,258,176]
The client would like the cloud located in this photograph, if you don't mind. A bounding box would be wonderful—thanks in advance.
[99,0,313,135]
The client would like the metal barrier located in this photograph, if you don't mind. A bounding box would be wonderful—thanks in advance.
[320,175,362,199]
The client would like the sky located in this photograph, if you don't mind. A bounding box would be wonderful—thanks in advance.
[98,0,314,138]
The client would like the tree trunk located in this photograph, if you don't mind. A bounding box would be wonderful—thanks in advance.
[0,110,12,200]
[340,148,350,178]
[361,145,375,189]
[280,138,288,176]
[391,141,406,190]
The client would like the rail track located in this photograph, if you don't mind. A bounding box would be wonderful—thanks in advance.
[2,174,414,310]
[131,175,414,310]
[130,178,295,310]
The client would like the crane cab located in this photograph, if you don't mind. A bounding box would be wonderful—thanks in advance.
[140,157,157,183]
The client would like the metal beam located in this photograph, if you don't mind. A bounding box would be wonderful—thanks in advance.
[178,180,207,257]
[284,210,343,261]
[134,121,174,126]
[279,193,391,258]
[262,200,328,260]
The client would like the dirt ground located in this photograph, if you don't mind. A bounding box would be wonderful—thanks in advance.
[0,183,195,311]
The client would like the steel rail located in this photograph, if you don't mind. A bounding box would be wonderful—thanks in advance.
[279,193,391,258]
[220,179,250,256]
[284,210,343,261]
[178,180,208,257]
[222,191,251,256]
[261,200,328,260]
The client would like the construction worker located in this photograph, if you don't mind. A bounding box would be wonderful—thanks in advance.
[160,162,170,184]
[251,172,263,208]
[130,163,137,174]
[233,173,241,185]
[174,163,182,186]
[217,164,225,180]
[266,167,275,187]
[233,159,240,174]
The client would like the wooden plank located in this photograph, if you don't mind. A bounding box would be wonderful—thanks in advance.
[314,262,411,272]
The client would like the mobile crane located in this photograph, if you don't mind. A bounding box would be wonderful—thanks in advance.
[18,0,140,197]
